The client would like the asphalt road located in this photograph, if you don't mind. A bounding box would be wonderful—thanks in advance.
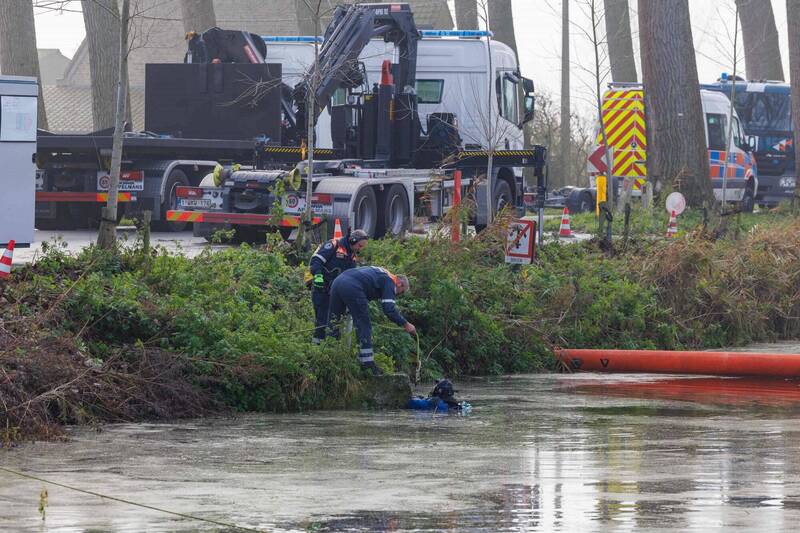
[12,228,214,265]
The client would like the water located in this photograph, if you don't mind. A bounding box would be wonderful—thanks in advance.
[4,343,800,532]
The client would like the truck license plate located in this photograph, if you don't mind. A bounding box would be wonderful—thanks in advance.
[179,198,213,208]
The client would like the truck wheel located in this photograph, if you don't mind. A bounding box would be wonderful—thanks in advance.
[741,183,755,213]
[493,179,513,215]
[474,180,513,233]
[377,184,409,238]
[157,169,190,232]
[352,186,377,237]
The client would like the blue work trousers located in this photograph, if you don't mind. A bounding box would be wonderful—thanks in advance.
[329,283,374,363]
[312,288,330,343]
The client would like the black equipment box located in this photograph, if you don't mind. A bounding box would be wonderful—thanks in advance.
[145,63,282,142]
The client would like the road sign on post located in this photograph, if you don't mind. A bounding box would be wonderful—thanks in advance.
[587,145,608,174]
[505,219,536,264]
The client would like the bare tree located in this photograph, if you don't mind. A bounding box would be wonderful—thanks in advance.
[97,0,131,249]
[180,0,216,34]
[455,0,478,29]
[737,0,784,81]
[788,0,800,206]
[603,0,637,82]
[0,0,48,129]
[639,0,713,208]
[560,0,571,188]
[82,0,131,130]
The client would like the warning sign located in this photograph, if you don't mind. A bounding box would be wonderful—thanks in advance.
[505,219,536,264]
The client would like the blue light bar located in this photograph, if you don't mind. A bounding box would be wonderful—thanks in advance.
[420,30,493,38]
[261,36,322,43]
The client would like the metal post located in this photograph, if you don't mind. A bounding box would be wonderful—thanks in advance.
[452,170,462,242]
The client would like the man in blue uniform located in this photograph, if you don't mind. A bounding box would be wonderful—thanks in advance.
[309,229,369,344]
[329,266,416,375]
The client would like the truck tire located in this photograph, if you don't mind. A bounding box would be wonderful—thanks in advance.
[567,189,594,213]
[352,186,378,237]
[475,179,513,233]
[377,184,409,238]
[157,169,190,232]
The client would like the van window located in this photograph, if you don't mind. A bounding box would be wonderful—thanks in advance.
[416,80,444,104]
[496,72,519,123]
[706,113,727,151]
[732,116,742,148]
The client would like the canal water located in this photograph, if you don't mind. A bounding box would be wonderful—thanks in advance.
[3,342,800,532]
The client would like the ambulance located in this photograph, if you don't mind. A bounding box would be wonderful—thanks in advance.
[566,83,757,212]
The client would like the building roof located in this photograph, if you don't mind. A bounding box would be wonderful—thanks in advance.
[37,49,70,85]
[46,0,453,133]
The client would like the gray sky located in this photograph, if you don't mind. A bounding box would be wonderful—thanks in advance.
[33,0,790,117]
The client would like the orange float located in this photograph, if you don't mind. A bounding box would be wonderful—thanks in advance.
[556,349,800,378]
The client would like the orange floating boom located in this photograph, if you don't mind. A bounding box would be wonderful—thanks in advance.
[556,348,800,378]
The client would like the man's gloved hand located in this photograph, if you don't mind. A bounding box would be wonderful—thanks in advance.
[313,273,325,289]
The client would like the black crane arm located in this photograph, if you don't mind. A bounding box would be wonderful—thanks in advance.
[294,2,420,129]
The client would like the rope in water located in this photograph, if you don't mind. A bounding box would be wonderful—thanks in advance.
[0,466,264,532]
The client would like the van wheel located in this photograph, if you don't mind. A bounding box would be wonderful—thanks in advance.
[741,183,755,213]
[376,184,409,238]
[352,186,377,237]
[156,169,190,232]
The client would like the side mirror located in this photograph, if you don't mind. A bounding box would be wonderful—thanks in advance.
[746,134,757,152]
[522,94,535,125]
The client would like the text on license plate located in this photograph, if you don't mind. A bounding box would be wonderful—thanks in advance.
[179,198,213,208]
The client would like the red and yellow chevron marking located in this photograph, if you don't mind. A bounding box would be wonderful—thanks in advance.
[36,192,135,203]
[166,210,322,227]
[597,89,647,180]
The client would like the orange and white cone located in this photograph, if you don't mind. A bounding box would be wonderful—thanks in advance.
[666,210,678,238]
[333,218,343,240]
[559,207,572,238]
[0,240,15,279]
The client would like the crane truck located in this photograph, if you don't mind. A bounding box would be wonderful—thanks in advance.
[167,2,545,240]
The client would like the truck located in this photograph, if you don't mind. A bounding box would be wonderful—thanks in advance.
[702,79,795,207]
[169,3,544,240]
[559,83,757,213]
[34,60,284,231]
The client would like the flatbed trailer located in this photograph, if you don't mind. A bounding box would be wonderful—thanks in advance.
[35,132,259,230]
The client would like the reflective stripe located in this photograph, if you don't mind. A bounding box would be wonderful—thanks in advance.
[381,299,395,303]
[360,348,373,354]
[312,338,321,345]
[312,253,327,263]
[358,355,375,362]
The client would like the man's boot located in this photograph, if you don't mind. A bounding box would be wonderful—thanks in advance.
[361,361,383,376]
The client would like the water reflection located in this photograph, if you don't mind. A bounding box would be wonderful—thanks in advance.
[3,372,800,532]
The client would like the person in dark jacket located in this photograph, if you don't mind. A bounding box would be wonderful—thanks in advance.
[309,230,368,344]
[328,266,416,375]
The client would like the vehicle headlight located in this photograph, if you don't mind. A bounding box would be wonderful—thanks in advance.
[779,177,797,188]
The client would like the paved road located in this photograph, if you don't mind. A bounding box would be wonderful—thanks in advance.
[12,229,213,265]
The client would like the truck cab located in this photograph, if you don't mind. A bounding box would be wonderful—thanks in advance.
[702,80,794,207]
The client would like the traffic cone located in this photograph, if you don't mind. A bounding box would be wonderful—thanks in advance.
[559,207,572,238]
[0,240,15,279]
[666,210,678,238]
[333,218,343,240]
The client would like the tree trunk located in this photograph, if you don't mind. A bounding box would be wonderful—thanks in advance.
[788,0,800,207]
[0,0,48,129]
[559,0,570,189]
[97,0,130,249]
[82,0,130,131]
[604,0,638,83]
[455,0,478,29]
[180,0,217,34]
[639,0,713,208]
[295,0,318,36]
[737,0,784,81]
[488,0,517,56]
